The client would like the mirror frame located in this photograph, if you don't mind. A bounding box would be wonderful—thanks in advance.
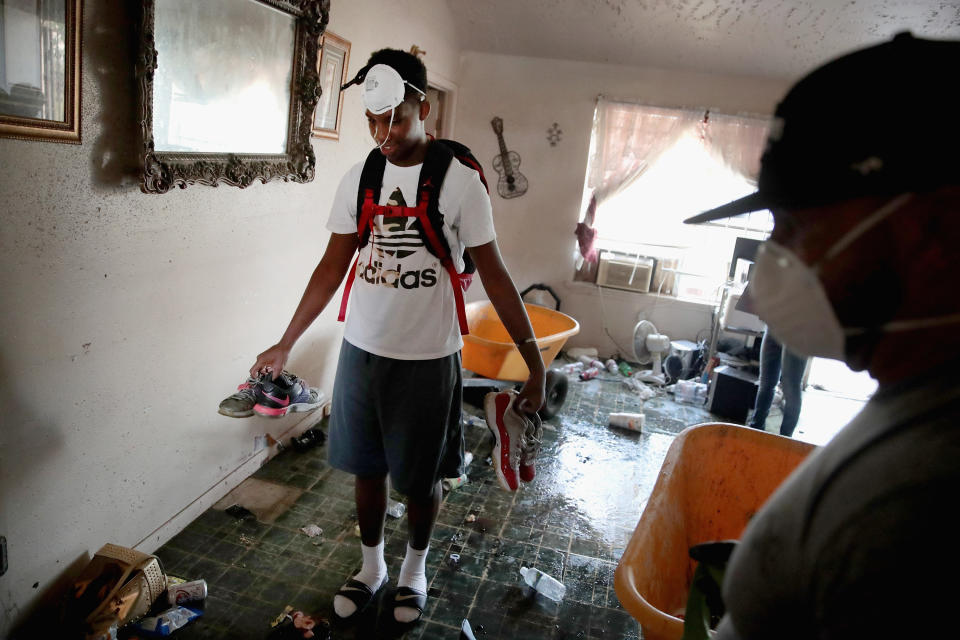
[137,0,329,194]
[0,0,83,144]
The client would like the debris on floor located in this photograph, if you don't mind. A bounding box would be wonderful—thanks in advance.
[448,553,461,568]
[132,605,202,637]
[268,605,331,639]
[460,618,478,639]
[520,566,567,602]
[443,472,469,490]
[224,504,256,522]
[565,347,598,360]
[386,498,406,518]
[299,524,323,538]
[290,426,326,452]
[165,577,207,605]
[608,412,645,432]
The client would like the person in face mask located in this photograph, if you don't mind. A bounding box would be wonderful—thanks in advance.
[685,33,960,639]
[250,49,546,627]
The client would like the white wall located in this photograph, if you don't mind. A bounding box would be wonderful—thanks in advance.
[456,52,790,357]
[0,0,461,633]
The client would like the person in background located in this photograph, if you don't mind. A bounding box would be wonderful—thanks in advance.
[685,32,960,639]
[748,328,808,437]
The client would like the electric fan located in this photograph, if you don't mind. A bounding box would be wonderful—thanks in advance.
[632,320,671,385]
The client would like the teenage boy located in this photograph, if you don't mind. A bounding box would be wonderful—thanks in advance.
[250,49,545,624]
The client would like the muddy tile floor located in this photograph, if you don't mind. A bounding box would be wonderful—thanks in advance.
[146,364,717,640]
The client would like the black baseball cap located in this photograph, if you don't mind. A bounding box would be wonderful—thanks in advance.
[685,33,960,225]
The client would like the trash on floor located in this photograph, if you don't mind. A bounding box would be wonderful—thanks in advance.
[465,513,477,523]
[386,499,406,519]
[519,566,566,602]
[64,543,166,640]
[268,605,331,639]
[608,412,644,432]
[463,414,487,429]
[132,605,202,637]
[448,553,461,568]
[560,361,584,375]
[165,577,207,605]
[623,376,657,400]
[673,379,709,406]
[460,618,478,639]
[579,366,601,381]
[299,524,323,538]
[290,426,326,452]
[238,533,259,549]
[565,347,598,360]
[443,473,469,491]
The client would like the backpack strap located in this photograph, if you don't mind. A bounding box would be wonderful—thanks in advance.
[356,148,387,249]
[340,140,481,333]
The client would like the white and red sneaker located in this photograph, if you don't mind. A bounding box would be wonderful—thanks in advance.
[519,412,543,483]
[484,390,528,491]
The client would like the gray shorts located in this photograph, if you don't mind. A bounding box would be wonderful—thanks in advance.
[327,339,464,497]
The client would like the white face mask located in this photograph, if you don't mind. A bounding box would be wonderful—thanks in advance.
[362,64,425,149]
[751,194,960,361]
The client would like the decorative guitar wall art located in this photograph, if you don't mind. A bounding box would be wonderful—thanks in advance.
[490,116,528,199]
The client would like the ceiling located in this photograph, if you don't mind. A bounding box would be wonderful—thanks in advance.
[446,0,960,79]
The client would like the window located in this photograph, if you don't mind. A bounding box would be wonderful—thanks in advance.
[578,100,773,303]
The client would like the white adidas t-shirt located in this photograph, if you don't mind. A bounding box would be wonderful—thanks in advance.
[327,156,496,360]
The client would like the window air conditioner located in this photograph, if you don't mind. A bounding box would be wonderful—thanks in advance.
[596,253,655,293]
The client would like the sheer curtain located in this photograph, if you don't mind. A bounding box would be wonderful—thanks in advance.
[577,99,701,263]
[700,111,770,188]
[577,99,770,264]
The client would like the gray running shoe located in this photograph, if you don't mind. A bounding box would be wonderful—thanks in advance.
[218,377,258,418]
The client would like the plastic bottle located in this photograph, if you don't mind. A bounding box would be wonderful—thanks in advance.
[386,499,406,518]
[589,359,605,370]
[604,359,618,373]
[560,361,584,375]
[519,566,566,602]
[618,361,633,376]
[577,354,594,366]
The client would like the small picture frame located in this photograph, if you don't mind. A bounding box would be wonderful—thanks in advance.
[0,0,82,144]
[312,31,350,140]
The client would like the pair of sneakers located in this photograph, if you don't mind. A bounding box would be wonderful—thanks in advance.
[483,390,543,492]
[218,371,322,418]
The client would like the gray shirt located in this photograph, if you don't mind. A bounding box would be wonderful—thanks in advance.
[716,366,960,639]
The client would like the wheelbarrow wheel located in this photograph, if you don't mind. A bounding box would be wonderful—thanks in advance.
[538,369,568,420]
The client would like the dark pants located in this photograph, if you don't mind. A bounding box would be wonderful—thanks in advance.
[749,330,807,437]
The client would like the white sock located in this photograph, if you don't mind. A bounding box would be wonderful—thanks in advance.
[394,543,429,623]
[333,540,387,618]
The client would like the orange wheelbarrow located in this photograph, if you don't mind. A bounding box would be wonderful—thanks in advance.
[461,292,579,419]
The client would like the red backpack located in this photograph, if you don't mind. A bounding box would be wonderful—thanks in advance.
[338,139,489,335]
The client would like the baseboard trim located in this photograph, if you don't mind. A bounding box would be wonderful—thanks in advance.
[133,412,324,554]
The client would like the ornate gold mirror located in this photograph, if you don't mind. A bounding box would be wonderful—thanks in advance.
[137,0,329,193]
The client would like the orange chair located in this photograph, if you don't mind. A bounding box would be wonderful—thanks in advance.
[614,423,816,640]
